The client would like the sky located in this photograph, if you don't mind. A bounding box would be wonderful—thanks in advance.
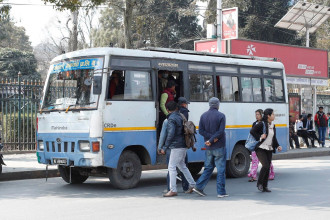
[5,0,69,46]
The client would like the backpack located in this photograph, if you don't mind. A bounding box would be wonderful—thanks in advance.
[179,113,197,151]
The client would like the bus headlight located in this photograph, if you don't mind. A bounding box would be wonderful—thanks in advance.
[38,141,44,151]
[79,141,90,152]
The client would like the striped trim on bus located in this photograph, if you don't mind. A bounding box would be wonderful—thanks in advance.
[104,124,287,131]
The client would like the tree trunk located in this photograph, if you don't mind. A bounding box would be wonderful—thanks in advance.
[71,10,79,51]
[124,0,135,49]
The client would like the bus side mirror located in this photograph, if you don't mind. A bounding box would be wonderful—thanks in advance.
[93,76,102,95]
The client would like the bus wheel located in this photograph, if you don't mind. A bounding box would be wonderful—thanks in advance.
[109,150,142,189]
[188,162,204,177]
[0,164,2,175]
[226,144,250,178]
[58,166,89,184]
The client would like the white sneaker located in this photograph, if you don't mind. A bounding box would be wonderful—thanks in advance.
[217,194,229,198]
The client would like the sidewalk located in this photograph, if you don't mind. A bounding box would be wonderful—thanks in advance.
[1,140,330,181]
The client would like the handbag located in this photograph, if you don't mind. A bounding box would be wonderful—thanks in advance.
[245,121,266,152]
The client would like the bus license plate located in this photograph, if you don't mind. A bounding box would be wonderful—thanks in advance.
[53,158,67,165]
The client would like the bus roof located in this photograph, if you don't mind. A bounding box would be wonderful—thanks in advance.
[51,47,285,69]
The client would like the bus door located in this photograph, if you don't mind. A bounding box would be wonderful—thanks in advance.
[103,58,157,166]
[153,59,186,138]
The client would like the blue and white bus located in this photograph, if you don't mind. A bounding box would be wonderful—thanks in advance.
[36,47,289,189]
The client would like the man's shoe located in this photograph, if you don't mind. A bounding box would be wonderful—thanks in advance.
[163,190,178,197]
[217,194,229,198]
[263,187,271,192]
[193,187,206,196]
[184,187,194,194]
[257,184,264,192]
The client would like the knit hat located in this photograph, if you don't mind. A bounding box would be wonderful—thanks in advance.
[209,97,220,108]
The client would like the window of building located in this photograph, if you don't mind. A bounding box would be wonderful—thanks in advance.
[189,74,214,101]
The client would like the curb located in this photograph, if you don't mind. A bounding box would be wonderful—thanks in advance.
[0,169,59,182]
[273,148,330,160]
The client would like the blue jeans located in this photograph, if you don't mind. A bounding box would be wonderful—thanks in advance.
[318,127,327,147]
[195,147,226,195]
[166,149,189,191]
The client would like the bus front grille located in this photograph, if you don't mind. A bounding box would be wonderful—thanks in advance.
[45,141,75,153]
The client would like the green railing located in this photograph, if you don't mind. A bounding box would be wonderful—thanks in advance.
[0,75,44,152]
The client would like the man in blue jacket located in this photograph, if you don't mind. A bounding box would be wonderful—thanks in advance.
[163,101,196,197]
[193,97,228,198]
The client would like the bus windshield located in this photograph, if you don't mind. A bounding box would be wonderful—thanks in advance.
[42,57,103,111]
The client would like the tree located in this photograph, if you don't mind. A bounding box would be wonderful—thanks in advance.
[33,42,59,80]
[0,16,33,52]
[92,0,203,49]
[0,0,10,21]
[203,0,301,45]
[0,48,39,78]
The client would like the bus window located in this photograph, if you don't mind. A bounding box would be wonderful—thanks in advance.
[108,70,152,100]
[240,67,262,75]
[241,77,253,102]
[274,79,284,102]
[252,78,262,102]
[189,74,214,101]
[218,76,239,102]
[264,78,274,102]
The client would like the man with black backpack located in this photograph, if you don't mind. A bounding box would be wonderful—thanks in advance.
[162,101,196,197]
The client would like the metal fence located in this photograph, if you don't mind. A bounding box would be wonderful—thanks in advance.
[0,76,44,152]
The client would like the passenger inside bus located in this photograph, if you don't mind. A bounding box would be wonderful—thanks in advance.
[108,70,124,99]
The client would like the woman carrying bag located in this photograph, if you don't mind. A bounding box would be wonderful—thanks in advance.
[250,108,282,192]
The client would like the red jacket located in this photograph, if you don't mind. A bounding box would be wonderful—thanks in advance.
[314,111,328,127]
[162,88,175,105]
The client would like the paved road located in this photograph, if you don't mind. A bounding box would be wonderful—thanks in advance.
[1,156,330,220]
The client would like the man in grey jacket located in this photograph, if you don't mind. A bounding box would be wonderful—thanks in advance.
[193,97,228,198]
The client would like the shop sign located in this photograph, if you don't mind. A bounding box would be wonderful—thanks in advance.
[286,77,310,85]
[311,79,328,86]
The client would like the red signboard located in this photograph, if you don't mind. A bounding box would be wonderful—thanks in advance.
[289,95,301,121]
[231,39,328,78]
[222,8,238,40]
[194,39,328,78]
[194,40,226,54]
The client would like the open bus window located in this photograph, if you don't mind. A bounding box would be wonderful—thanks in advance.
[108,70,152,100]
[241,77,263,102]
[43,69,93,110]
[218,76,239,102]
[274,79,284,102]
[189,74,214,101]
[264,78,274,102]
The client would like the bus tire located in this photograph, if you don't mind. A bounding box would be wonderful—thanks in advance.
[0,164,2,175]
[226,144,250,178]
[109,150,142,190]
[58,165,89,184]
[188,162,204,177]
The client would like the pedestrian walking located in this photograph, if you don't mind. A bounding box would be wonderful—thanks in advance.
[248,109,275,182]
[193,97,228,198]
[157,101,189,194]
[250,108,282,192]
[162,101,196,197]
[327,113,330,139]
[314,107,328,147]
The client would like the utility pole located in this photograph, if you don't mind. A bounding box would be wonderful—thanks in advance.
[217,0,222,54]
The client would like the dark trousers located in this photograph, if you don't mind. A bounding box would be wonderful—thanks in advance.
[166,149,189,191]
[289,133,300,149]
[307,131,319,147]
[255,148,273,188]
[297,130,310,147]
